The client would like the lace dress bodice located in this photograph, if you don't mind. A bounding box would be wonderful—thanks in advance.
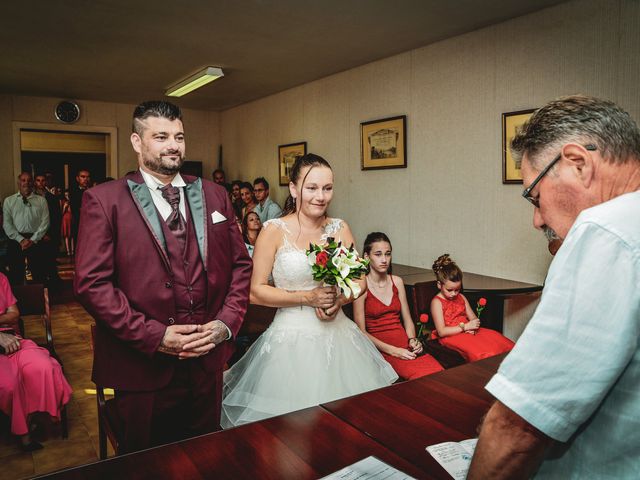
[265,217,343,291]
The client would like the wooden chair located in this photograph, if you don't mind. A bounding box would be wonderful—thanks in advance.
[90,324,123,459]
[11,283,68,438]
[410,281,466,369]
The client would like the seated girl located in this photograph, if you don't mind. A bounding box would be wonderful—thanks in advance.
[430,254,514,362]
[354,232,443,380]
[0,273,72,451]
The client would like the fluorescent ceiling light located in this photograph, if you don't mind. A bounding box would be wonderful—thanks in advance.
[165,66,224,97]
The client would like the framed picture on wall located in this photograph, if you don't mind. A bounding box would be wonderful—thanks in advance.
[360,115,407,170]
[502,109,535,184]
[278,141,307,185]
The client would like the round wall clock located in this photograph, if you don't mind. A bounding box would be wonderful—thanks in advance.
[54,100,81,124]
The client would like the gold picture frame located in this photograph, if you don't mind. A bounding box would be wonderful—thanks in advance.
[502,109,535,184]
[278,141,307,186]
[361,115,407,170]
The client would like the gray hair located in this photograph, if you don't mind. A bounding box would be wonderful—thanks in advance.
[511,95,640,168]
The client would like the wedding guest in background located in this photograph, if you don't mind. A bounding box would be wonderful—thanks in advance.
[69,169,91,247]
[241,211,262,257]
[354,232,443,380]
[60,190,73,256]
[0,271,72,451]
[34,174,62,286]
[239,182,257,220]
[230,180,244,220]
[252,177,282,222]
[2,172,50,285]
[469,95,640,479]
[430,254,514,362]
[212,169,231,195]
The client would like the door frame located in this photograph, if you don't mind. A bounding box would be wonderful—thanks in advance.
[12,121,118,181]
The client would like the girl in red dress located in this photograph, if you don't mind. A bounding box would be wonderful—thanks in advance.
[354,233,443,380]
[430,254,514,362]
[0,273,72,451]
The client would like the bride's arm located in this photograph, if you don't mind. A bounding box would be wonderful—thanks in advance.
[250,223,336,309]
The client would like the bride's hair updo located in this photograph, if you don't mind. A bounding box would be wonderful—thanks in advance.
[281,153,332,216]
[432,254,463,284]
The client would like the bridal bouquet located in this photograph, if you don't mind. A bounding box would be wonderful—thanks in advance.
[307,237,369,299]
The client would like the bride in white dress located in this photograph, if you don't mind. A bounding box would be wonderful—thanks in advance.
[221,154,397,428]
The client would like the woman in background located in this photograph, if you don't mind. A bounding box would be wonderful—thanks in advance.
[242,211,262,257]
[0,272,72,451]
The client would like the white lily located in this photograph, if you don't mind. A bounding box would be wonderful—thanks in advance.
[307,250,317,266]
[345,278,361,298]
[331,255,351,279]
[336,277,352,298]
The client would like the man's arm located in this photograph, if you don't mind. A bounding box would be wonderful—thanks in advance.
[2,198,24,243]
[211,190,252,338]
[468,401,553,480]
[31,198,50,242]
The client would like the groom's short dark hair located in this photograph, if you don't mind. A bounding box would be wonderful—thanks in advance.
[132,101,182,136]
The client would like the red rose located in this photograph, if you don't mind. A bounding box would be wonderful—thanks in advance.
[316,251,329,267]
[478,298,487,307]
[420,314,429,324]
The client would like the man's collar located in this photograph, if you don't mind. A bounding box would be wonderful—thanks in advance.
[139,168,186,189]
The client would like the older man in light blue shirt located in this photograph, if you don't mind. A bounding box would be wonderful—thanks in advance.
[469,96,640,479]
[3,172,50,284]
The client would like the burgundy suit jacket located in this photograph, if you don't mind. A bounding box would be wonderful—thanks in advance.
[74,171,252,391]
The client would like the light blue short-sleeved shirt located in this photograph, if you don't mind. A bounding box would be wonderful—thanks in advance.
[485,190,640,479]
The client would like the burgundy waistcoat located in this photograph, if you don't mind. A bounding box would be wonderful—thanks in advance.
[159,202,208,325]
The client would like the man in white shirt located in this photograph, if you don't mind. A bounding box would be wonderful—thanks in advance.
[252,177,282,222]
[468,95,640,479]
[2,172,50,285]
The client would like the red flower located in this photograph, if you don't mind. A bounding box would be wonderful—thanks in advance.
[478,298,487,307]
[420,314,429,324]
[316,251,329,267]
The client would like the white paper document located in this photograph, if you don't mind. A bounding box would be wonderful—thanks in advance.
[426,438,478,480]
[320,456,416,480]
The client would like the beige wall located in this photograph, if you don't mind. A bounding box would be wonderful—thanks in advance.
[0,95,220,200]
[220,0,640,285]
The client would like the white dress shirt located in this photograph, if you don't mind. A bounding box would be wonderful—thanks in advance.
[139,168,186,220]
[2,192,50,243]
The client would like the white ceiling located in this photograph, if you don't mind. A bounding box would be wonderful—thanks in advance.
[2,0,568,111]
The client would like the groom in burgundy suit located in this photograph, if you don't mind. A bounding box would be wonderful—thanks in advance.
[74,101,252,453]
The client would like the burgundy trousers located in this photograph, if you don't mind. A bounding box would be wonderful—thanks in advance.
[114,358,222,454]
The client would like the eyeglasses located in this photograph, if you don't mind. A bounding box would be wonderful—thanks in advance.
[522,144,597,208]
[253,188,265,193]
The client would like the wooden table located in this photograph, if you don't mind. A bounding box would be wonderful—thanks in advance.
[38,407,425,480]
[323,354,505,479]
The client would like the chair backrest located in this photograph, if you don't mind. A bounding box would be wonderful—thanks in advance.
[12,283,53,352]
[12,284,48,316]
[410,280,440,322]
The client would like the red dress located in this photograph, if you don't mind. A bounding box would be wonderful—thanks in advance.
[431,295,514,362]
[365,280,443,379]
[0,273,73,435]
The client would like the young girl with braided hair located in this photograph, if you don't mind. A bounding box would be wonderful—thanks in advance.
[430,254,514,362]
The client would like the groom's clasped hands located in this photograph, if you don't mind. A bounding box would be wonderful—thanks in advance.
[157,320,230,359]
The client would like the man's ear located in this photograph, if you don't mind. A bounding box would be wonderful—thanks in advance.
[130,132,142,154]
[561,143,594,188]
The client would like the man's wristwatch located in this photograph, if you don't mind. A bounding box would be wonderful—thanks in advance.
[459,322,466,332]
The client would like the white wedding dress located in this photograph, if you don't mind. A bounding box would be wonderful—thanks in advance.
[221,218,398,428]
